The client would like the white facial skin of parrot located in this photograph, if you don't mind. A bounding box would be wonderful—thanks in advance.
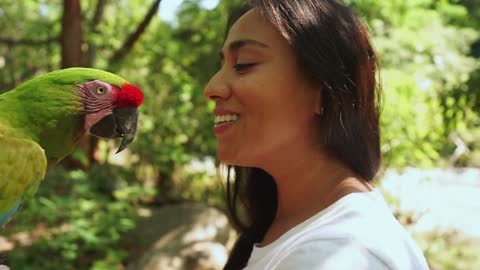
[77,80,142,153]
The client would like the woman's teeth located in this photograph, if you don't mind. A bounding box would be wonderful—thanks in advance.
[215,114,239,125]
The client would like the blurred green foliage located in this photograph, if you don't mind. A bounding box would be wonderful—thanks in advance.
[4,167,138,269]
[348,0,480,168]
[0,0,479,269]
[416,230,480,270]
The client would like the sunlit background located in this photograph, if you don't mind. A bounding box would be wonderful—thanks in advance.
[159,0,219,22]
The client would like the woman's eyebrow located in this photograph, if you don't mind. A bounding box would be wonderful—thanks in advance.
[220,39,270,60]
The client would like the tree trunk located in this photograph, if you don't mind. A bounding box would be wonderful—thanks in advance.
[60,0,91,170]
[61,0,84,68]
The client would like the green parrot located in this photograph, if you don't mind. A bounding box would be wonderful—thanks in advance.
[0,67,144,226]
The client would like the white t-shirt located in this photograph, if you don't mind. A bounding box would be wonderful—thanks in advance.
[244,190,429,270]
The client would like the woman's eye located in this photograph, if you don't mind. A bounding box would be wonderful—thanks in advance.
[234,63,256,73]
[95,86,107,95]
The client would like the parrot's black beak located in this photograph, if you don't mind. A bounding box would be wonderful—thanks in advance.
[113,107,139,154]
[88,107,139,154]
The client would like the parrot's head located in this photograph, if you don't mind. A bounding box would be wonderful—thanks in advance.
[1,68,145,163]
[78,79,144,153]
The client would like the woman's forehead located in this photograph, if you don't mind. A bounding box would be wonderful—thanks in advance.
[224,9,286,50]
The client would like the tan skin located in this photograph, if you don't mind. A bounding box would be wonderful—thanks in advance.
[204,9,373,246]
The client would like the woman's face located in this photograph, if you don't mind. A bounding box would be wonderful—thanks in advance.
[204,9,321,167]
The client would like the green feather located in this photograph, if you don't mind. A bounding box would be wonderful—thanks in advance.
[0,68,132,225]
[0,68,130,161]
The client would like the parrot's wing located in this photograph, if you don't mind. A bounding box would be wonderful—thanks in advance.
[0,134,47,225]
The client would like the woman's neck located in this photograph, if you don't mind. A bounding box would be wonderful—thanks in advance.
[258,151,373,246]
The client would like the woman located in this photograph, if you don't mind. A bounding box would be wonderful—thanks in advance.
[204,0,429,269]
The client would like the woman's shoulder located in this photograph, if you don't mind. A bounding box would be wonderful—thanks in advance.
[299,191,416,245]
[277,190,429,269]
[247,191,429,269]
[253,235,428,270]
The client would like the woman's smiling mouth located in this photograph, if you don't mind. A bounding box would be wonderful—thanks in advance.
[214,114,239,126]
[213,114,239,136]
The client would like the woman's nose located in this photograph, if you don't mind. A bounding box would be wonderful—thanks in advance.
[204,69,231,101]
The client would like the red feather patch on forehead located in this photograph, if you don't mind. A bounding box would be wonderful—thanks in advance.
[118,83,144,107]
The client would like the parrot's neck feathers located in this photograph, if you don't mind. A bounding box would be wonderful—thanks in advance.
[1,82,85,162]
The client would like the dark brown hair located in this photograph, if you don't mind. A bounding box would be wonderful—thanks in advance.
[222,1,381,269]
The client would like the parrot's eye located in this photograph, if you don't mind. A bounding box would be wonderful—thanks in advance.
[96,86,107,95]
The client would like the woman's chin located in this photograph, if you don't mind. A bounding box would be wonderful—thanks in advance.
[219,159,254,168]
[218,157,237,166]
[218,153,243,167]
[217,147,260,167]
